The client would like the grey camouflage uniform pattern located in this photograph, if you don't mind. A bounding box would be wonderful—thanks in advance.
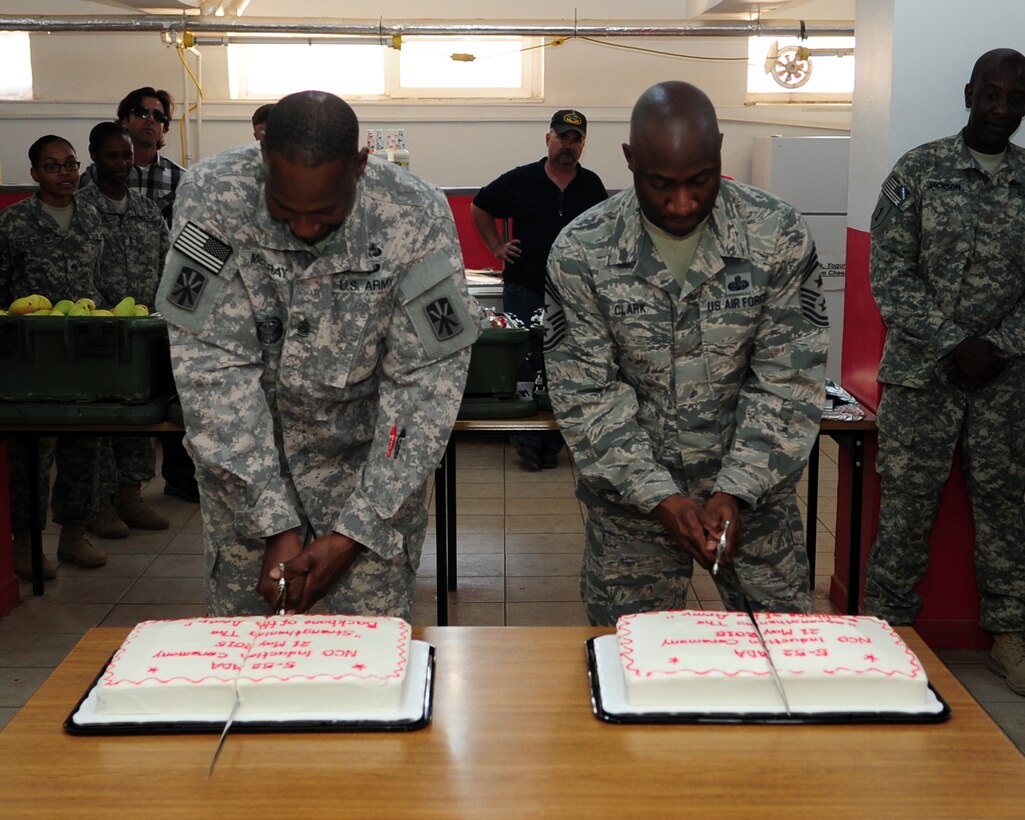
[0,194,103,531]
[156,146,480,619]
[78,185,170,491]
[544,182,828,626]
[864,132,1025,632]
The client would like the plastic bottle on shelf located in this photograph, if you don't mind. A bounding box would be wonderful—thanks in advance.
[375,129,389,162]
[366,129,376,155]
[392,129,410,169]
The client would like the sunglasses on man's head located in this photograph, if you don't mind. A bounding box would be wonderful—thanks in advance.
[132,106,170,125]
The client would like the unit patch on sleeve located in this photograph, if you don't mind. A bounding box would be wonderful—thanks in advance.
[174,221,233,274]
[168,266,208,312]
[425,297,463,340]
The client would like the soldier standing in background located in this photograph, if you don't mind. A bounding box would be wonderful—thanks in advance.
[0,135,107,577]
[544,82,828,626]
[864,48,1025,696]
[79,121,171,538]
[81,86,198,503]
[156,91,479,618]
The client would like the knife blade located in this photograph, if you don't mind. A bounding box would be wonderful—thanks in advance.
[714,557,792,715]
[208,689,241,779]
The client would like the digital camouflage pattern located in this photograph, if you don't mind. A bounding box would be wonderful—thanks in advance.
[865,133,1025,632]
[0,194,104,531]
[77,184,169,308]
[544,182,827,625]
[0,194,103,306]
[77,186,169,493]
[156,145,479,617]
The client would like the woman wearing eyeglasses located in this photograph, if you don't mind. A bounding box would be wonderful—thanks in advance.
[0,134,107,579]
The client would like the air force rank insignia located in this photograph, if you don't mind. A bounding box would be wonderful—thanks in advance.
[168,266,208,312]
[425,297,463,340]
[173,221,233,274]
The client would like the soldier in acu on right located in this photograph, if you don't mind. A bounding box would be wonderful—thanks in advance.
[864,48,1025,697]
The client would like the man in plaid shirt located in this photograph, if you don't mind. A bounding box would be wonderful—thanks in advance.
[82,87,185,227]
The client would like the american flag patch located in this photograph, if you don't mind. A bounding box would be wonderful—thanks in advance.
[174,221,233,274]
[881,173,909,207]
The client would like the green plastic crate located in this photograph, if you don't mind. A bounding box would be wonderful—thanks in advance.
[0,314,172,404]
[463,327,529,398]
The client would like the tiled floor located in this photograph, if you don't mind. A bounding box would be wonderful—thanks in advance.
[1,437,1024,755]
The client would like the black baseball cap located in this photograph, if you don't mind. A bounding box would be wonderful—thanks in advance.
[550,109,587,135]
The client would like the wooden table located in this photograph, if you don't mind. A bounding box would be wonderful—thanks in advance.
[1,626,1023,817]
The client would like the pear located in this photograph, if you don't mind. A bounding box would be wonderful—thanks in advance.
[91,309,115,316]
[75,297,96,311]
[113,296,136,317]
[67,304,91,317]
[9,294,46,315]
[27,308,52,316]
[51,299,75,315]
[134,304,150,316]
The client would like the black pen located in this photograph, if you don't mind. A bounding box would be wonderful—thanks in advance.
[392,427,406,457]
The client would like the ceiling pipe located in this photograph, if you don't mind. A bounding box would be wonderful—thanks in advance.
[0,15,854,38]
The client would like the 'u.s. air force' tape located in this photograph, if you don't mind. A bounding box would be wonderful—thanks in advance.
[173,221,233,274]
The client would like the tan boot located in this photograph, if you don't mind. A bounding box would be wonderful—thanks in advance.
[86,496,129,539]
[57,525,107,569]
[988,632,1025,696]
[12,535,57,581]
[113,484,170,530]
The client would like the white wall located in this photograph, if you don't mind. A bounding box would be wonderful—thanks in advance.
[0,1,854,188]
[848,0,1025,232]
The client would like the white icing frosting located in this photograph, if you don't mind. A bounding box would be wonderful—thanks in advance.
[98,615,411,717]
[617,610,929,711]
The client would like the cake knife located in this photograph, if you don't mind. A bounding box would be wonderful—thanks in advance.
[711,529,793,715]
[208,690,241,779]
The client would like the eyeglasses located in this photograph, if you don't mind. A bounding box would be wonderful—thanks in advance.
[131,106,170,125]
[37,159,81,174]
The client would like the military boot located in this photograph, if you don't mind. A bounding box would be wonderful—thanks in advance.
[12,535,57,581]
[113,484,169,531]
[57,525,107,569]
[989,632,1025,696]
[86,495,129,539]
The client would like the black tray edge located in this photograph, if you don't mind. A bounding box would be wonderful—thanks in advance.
[584,638,952,726]
[64,643,435,736]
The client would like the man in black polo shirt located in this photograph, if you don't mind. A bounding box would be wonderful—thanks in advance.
[472,109,607,469]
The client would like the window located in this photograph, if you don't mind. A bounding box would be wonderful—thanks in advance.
[227,36,541,101]
[747,36,855,103]
[0,32,33,100]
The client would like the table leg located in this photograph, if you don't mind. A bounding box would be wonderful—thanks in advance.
[805,435,820,588]
[434,456,448,627]
[27,433,43,595]
[446,439,457,593]
[846,433,865,616]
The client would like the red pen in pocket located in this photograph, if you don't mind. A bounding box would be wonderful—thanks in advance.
[387,425,398,458]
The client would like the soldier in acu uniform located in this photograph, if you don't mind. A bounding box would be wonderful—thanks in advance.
[544,82,828,626]
[864,48,1025,696]
[0,135,107,577]
[78,121,171,538]
[156,91,479,619]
